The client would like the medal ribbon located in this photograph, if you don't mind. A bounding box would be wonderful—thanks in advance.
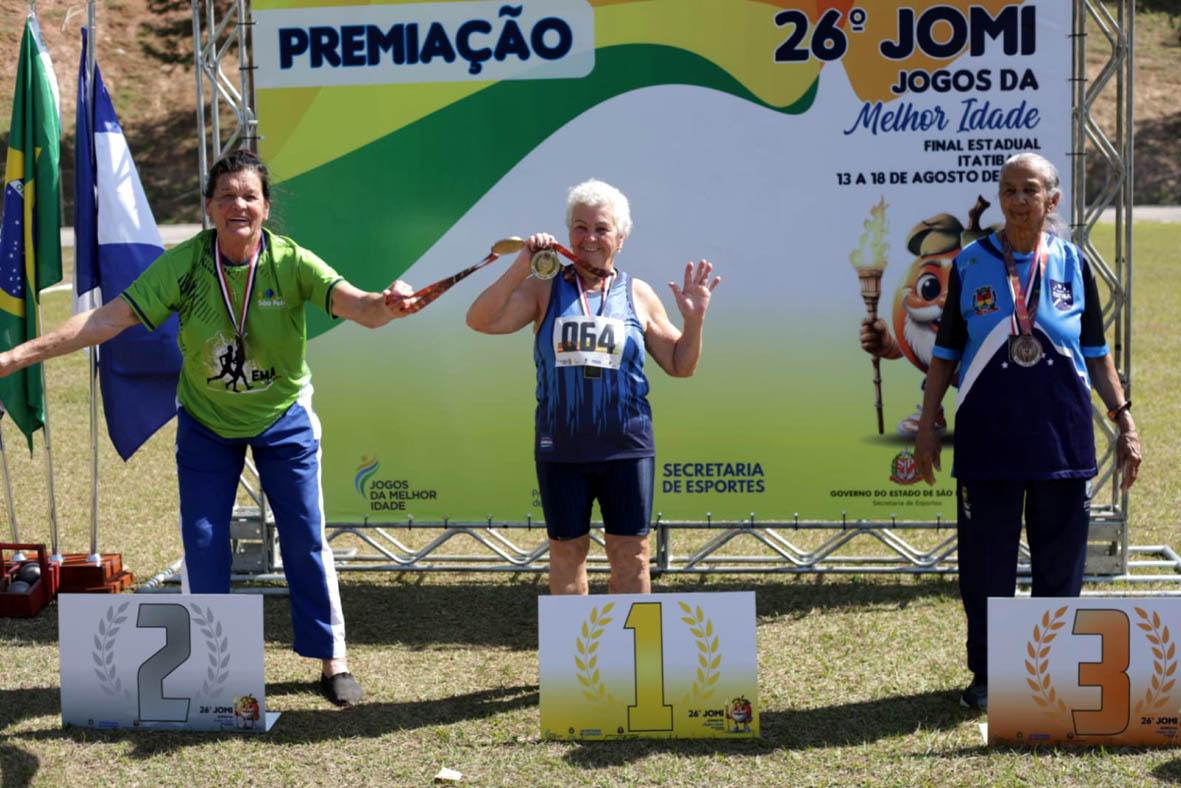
[552,242,611,280]
[575,270,615,317]
[1000,231,1046,337]
[401,251,502,315]
[397,242,611,315]
[214,237,263,339]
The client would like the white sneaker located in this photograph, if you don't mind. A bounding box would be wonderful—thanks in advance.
[896,405,947,436]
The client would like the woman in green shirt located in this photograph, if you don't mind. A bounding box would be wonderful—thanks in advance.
[0,150,416,706]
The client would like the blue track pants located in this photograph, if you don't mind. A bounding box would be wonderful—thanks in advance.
[175,389,345,659]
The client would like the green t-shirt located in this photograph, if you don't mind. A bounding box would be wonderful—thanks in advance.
[121,228,343,438]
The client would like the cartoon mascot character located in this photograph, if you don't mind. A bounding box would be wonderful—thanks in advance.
[234,694,261,729]
[860,196,997,434]
[726,696,754,733]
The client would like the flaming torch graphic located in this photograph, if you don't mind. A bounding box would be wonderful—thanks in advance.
[849,197,890,435]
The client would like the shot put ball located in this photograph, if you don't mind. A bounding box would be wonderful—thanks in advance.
[7,580,30,593]
[18,562,40,583]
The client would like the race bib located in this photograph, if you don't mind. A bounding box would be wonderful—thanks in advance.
[553,316,625,370]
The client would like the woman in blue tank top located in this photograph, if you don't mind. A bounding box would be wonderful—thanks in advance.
[467,180,721,595]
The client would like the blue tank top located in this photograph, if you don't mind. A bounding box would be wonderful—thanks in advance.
[534,269,655,462]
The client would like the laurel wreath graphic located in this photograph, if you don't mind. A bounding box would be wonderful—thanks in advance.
[679,601,721,701]
[574,603,615,704]
[1025,605,1070,715]
[191,603,232,697]
[1133,607,1177,715]
[91,602,132,696]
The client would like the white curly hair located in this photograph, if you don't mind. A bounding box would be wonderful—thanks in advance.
[566,179,633,239]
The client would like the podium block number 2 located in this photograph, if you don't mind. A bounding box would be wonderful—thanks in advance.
[625,602,673,732]
[137,604,192,722]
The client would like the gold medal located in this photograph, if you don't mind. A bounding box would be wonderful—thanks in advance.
[490,237,527,255]
[530,249,562,280]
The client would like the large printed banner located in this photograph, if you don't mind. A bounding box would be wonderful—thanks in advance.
[253,1,1073,522]
[989,598,1181,747]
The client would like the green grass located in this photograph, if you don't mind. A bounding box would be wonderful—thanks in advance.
[0,224,1180,785]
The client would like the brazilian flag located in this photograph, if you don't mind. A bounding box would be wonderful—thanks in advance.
[0,14,63,450]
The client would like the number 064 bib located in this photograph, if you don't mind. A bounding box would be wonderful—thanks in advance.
[553,315,625,370]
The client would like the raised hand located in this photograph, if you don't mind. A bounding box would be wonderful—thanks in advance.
[668,260,720,323]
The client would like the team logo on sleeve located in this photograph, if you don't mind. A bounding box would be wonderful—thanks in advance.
[972,285,998,315]
[1050,279,1073,310]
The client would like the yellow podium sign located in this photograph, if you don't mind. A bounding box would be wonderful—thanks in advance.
[989,598,1181,746]
[539,592,757,740]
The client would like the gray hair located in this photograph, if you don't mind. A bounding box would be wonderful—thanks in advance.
[566,179,633,239]
[999,152,1069,237]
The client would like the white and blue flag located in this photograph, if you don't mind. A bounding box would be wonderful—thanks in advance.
[74,28,181,459]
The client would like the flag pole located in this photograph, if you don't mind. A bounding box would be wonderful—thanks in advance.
[85,1,101,564]
[0,413,24,561]
[34,314,60,562]
[29,6,62,563]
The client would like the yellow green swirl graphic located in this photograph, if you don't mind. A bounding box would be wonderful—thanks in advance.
[256,0,1026,338]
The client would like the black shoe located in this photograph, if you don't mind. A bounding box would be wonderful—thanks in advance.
[960,676,987,712]
[320,672,364,707]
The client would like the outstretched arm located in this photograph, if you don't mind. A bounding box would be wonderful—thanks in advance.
[638,260,720,377]
[332,279,416,328]
[0,298,140,377]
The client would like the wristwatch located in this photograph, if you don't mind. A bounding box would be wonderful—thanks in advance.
[1106,400,1132,421]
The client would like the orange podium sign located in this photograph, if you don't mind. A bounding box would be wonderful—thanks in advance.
[988,598,1181,746]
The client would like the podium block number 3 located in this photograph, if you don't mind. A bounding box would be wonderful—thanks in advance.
[1072,609,1131,736]
[625,603,673,732]
[137,604,193,722]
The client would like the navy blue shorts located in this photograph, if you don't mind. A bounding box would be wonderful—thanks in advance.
[535,457,655,540]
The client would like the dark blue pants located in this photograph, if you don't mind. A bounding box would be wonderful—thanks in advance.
[956,478,1090,679]
[176,394,345,659]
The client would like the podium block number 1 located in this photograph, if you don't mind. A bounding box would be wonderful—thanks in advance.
[625,602,673,732]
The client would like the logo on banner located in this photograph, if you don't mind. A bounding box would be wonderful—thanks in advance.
[355,455,381,498]
[1050,279,1073,310]
[973,285,999,315]
[889,451,920,485]
[355,455,439,513]
[253,1,595,89]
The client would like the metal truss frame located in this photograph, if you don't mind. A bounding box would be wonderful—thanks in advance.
[191,0,257,205]
[173,0,1177,586]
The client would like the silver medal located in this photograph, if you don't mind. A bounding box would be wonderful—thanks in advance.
[1008,334,1043,367]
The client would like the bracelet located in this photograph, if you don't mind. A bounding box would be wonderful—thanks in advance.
[1106,400,1132,421]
